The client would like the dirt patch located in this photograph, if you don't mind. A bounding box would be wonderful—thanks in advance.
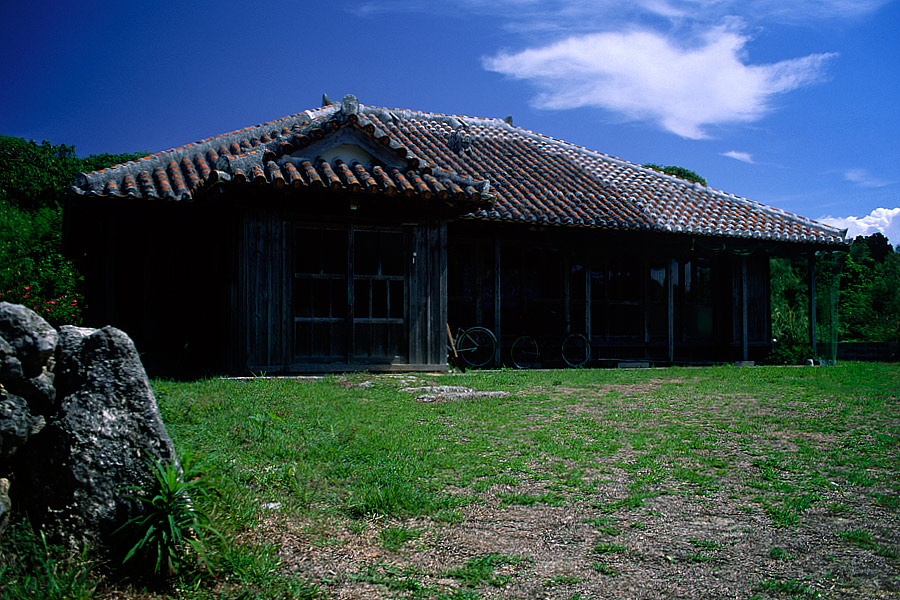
[399,386,512,403]
[253,467,899,599]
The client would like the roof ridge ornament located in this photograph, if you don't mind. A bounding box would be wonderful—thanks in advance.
[341,94,360,116]
[447,129,473,156]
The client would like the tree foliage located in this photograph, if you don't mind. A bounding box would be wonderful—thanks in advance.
[0,136,145,325]
[770,233,900,361]
[839,234,900,342]
[643,163,708,186]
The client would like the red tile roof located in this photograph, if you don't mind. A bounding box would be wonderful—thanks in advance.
[72,94,846,245]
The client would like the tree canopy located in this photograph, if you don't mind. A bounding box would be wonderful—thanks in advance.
[0,136,146,324]
[839,233,900,342]
[0,136,146,209]
[642,163,707,186]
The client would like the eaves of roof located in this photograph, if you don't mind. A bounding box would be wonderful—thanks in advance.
[71,94,847,246]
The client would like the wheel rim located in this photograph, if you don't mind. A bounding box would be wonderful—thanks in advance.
[562,334,590,367]
[512,336,539,369]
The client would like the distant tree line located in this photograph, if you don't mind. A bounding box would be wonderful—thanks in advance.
[0,135,146,325]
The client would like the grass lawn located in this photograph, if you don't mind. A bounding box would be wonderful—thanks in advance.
[134,363,899,599]
[9,363,895,599]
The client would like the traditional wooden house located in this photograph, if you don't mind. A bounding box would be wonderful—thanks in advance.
[66,94,847,375]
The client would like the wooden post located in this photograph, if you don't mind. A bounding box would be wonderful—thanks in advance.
[563,256,571,334]
[494,239,502,365]
[437,222,448,366]
[808,251,817,355]
[347,227,355,364]
[474,249,484,325]
[585,267,592,340]
[667,258,675,363]
[741,256,749,362]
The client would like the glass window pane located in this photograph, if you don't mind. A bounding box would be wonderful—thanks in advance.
[389,279,404,319]
[354,231,379,275]
[372,279,388,318]
[381,233,404,276]
[609,305,642,338]
[294,279,313,318]
[295,229,321,274]
[295,322,312,357]
[331,279,347,319]
[322,230,347,275]
[313,279,331,317]
[591,303,608,340]
[354,279,370,318]
[609,257,640,302]
[649,264,666,303]
[590,268,605,300]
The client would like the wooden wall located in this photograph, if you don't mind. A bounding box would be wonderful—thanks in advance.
[229,206,448,373]
[234,206,291,373]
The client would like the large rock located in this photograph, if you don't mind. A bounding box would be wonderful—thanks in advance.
[0,392,45,458]
[20,325,178,555]
[0,306,52,459]
[0,304,57,416]
[0,334,23,381]
[0,302,58,378]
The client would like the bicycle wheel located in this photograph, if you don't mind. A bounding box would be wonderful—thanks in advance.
[511,335,540,369]
[561,333,591,367]
[456,326,497,368]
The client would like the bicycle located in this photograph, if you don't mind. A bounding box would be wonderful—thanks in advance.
[447,325,497,368]
[510,332,591,369]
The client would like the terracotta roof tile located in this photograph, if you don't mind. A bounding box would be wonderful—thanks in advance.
[72,95,846,245]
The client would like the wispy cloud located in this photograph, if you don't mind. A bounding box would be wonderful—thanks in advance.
[722,150,755,163]
[484,28,836,139]
[434,0,892,29]
[843,168,894,188]
[819,207,900,246]
[355,0,892,28]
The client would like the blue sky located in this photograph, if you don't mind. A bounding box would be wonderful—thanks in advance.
[2,0,898,245]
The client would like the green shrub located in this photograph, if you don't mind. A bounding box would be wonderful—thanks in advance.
[0,201,83,326]
[116,452,218,580]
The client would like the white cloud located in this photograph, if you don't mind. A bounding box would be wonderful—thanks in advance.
[843,168,893,188]
[722,150,755,163]
[819,207,900,247]
[484,28,836,139]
